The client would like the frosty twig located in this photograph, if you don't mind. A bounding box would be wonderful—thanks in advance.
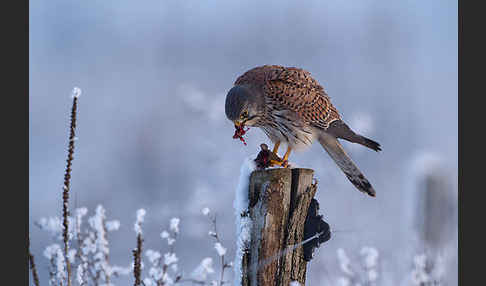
[133,209,146,286]
[205,210,231,286]
[62,88,81,286]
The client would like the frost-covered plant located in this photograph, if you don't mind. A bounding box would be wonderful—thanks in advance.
[336,246,380,286]
[62,87,81,285]
[133,209,146,286]
[410,253,444,286]
[44,244,66,286]
[143,216,182,286]
[203,208,232,286]
[36,205,131,286]
[360,247,379,285]
[336,248,355,286]
[142,208,231,286]
[28,88,227,285]
[34,202,230,286]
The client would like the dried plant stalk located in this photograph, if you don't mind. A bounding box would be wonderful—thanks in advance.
[28,236,40,286]
[133,234,143,286]
[62,95,79,286]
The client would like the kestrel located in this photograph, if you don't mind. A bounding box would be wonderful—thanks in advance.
[225,65,381,197]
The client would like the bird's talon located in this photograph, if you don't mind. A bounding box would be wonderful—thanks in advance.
[268,159,284,167]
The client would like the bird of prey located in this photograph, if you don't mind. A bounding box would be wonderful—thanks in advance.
[225,65,381,197]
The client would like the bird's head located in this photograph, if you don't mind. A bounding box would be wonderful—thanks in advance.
[225,85,264,127]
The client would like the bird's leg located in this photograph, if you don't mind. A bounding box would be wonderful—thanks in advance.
[268,145,292,168]
[267,141,282,167]
[269,141,282,167]
[281,147,292,168]
[282,147,292,162]
[272,141,281,154]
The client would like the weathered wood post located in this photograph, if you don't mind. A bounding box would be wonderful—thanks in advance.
[240,168,318,286]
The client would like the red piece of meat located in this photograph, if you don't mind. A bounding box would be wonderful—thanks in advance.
[233,125,249,145]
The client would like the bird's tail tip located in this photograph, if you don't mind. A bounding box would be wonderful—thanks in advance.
[345,172,376,197]
[360,136,382,152]
[318,132,377,197]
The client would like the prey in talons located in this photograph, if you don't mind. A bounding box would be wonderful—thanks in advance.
[254,142,291,169]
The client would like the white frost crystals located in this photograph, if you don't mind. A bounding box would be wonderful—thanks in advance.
[36,205,131,286]
[71,86,82,98]
[191,257,215,281]
[202,207,211,216]
[37,216,64,239]
[214,242,227,256]
[200,206,232,285]
[411,253,444,286]
[144,210,236,286]
[144,216,182,286]
[360,246,379,283]
[337,248,354,276]
[164,252,178,265]
[360,246,379,269]
[170,217,180,234]
[134,208,146,235]
[233,156,257,286]
[336,246,380,285]
[160,230,170,239]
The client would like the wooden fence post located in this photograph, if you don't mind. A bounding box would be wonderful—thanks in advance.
[240,168,318,286]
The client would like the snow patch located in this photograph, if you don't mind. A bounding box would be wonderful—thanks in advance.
[233,156,257,286]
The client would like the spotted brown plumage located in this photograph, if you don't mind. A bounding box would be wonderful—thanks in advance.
[235,65,341,130]
[226,65,381,196]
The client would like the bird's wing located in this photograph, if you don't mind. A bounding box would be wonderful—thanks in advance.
[236,65,341,129]
[234,65,285,86]
[317,131,376,197]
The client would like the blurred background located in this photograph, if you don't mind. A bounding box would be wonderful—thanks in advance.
[29,0,457,285]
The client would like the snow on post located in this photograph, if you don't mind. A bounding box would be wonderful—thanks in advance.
[233,157,257,286]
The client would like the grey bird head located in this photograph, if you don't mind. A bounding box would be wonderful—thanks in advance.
[225,85,264,127]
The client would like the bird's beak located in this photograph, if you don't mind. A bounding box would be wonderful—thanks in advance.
[234,120,243,127]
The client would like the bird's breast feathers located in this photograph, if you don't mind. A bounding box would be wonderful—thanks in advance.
[260,109,318,151]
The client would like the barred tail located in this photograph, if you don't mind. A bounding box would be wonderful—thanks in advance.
[318,131,376,197]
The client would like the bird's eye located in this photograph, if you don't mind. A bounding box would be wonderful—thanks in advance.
[241,110,249,119]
